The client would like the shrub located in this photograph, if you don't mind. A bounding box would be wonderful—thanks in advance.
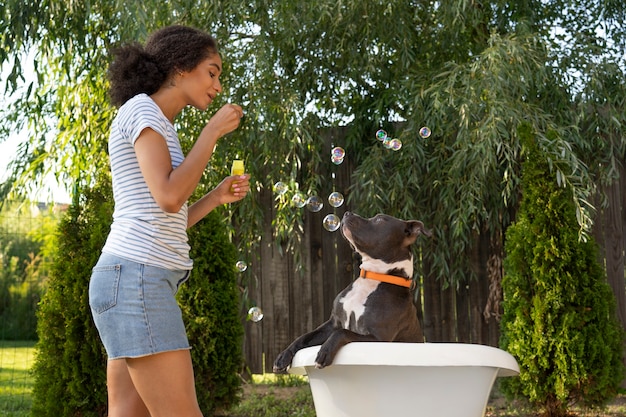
[179,208,244,415]
[31,179,111,417]
[499,127,624,417]
[31,172,244,416]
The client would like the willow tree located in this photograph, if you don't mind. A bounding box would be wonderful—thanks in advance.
[2,0,624,274]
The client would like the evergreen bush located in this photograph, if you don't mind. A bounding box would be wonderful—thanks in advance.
[500,126,624,417]
[31,179,111,417]
[31,173,244,416]
[179,209,244,415]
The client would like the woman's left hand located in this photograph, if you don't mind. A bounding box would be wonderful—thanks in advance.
[216,174,251,204]
[187,174,251,228]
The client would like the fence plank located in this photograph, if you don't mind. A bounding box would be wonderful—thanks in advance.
[422,269,442,342]
[441,285,456,341]
[456,283,471,343]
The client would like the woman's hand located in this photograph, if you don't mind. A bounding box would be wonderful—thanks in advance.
[204,103,244,138]
[187,174,251,228]
[215,174,251,204]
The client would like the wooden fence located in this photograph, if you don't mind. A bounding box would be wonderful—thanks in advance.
[242,152,625,375]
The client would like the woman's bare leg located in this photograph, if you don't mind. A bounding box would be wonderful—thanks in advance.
[126,349,202,417]
[107,359,150,417]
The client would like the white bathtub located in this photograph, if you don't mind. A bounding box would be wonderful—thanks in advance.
[288,342,519,417]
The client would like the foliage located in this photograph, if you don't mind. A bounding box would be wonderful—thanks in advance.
[178,208,244,415]
[0,202,61,340]
[0,204,42,267]
[30,175,112,417]
[2,1,624,292]
[29,172,246,415]
[0,251,40,340]
[499,125,624,417]
[225,386,315,417]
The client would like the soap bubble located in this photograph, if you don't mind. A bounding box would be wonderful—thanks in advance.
[306,195,323,212]
[291,192,307,208]
[389,138,403,151]
[382,137,393,149]
[328,191,344,208]
[375,129,387,141]
[235,260,248,272]
[323,214,341,232]
[247,306,264,322]
[331,154,344,165]
[331,146,345,160]
[273,181,288,195]
[419,126,431,138]
[331,146,345,164]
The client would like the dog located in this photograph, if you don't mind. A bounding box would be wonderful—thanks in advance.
[273,211,432,373]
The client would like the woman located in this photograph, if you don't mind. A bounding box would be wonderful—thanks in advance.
[89,25,249,417]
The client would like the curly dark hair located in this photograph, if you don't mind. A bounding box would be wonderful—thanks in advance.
[108,25,219,107]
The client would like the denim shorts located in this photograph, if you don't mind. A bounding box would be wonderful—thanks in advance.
[89,252,191,359]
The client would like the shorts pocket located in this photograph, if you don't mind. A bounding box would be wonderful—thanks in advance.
[176,270,191,293]
[89,264,121,314]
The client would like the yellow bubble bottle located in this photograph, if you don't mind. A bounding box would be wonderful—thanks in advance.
[231,160,245,176]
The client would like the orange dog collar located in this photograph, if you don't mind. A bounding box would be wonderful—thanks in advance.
[359,269,412,288]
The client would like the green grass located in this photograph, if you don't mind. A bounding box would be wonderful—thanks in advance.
[223,385,315,417]
[1,342,624,417]
[250,373,309,387]
[0,340,36,417]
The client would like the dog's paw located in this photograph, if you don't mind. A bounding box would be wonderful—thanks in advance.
[314,349,333,369]
[272,364,290,374]
[272,351,293,374]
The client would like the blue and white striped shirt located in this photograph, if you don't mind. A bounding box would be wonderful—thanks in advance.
[102,93,193,270]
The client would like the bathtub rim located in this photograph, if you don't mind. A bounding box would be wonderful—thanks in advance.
[289,342,520,377]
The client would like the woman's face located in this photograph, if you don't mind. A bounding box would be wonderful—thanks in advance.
[179,53,223,111]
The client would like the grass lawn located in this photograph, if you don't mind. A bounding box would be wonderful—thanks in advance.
[0,340,36,417]
[222,382,626,417]
[1,342,625,417]
[218,373,626,417]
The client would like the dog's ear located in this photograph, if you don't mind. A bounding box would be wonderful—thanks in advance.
[405,220,432,244]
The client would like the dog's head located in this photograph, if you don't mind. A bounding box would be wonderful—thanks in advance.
[341,212,432,276]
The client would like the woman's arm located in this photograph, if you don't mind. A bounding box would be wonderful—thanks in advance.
[134,103,243,213]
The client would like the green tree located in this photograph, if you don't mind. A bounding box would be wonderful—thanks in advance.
[499,125,624,417]
[1,1,623,287]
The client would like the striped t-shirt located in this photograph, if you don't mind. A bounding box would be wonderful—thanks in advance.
[102,93,193,270]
